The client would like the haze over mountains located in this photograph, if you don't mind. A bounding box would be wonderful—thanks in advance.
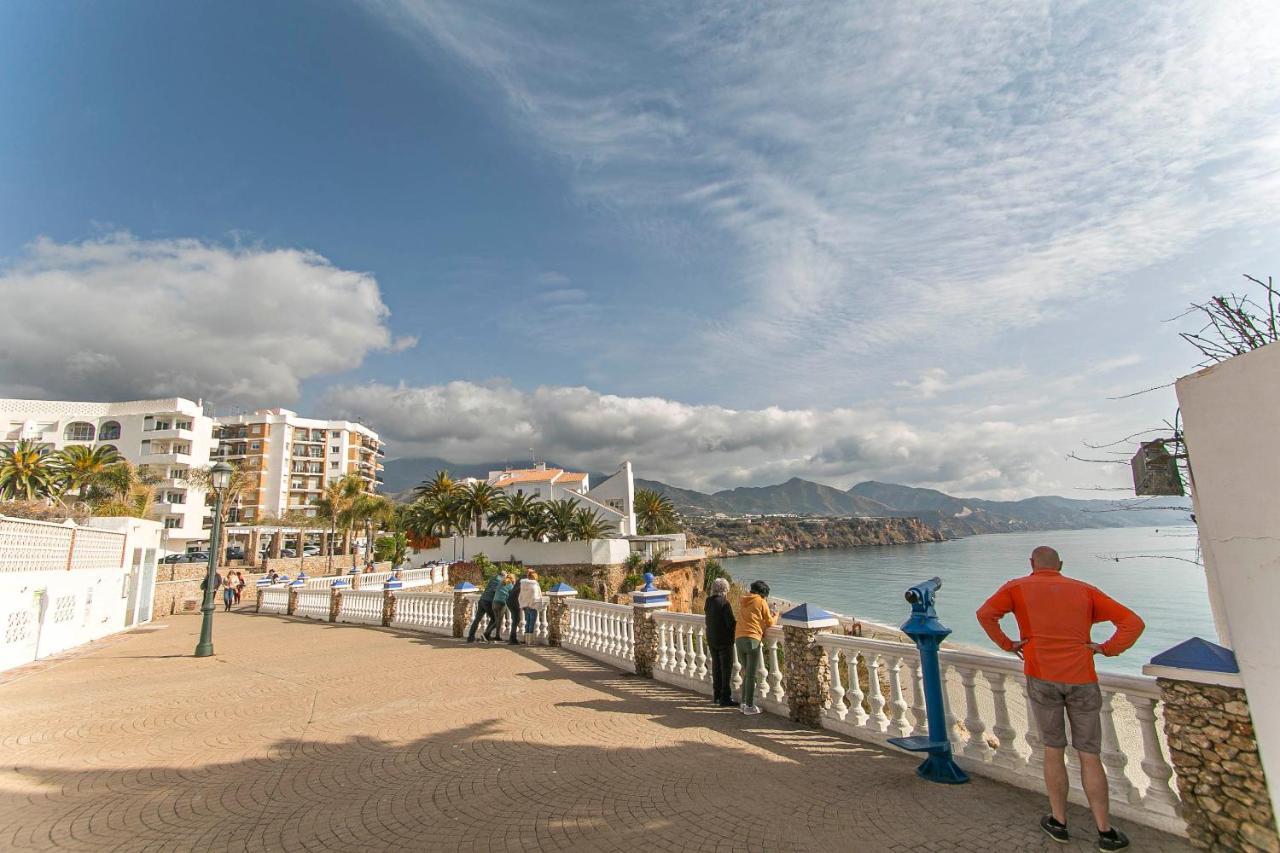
[382,457,1191,535]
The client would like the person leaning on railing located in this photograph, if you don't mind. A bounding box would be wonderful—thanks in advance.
[703,577,737,708]
[466,573,502,643]
[734,580,778,716]
[976,545,1145,852]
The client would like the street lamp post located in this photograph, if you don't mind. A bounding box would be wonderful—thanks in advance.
[195,461,233,658]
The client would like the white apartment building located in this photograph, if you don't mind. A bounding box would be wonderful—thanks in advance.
[0,397,218,548]
[487,461,637,536]
[213,408,384,523]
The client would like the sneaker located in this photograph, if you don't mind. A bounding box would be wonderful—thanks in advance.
[465,638,476,643]
[1097,828,1129,852]
[740,704,762,716]
[1040,815,1069,844]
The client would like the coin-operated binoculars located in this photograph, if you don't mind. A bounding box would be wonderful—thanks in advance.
[886,576,969,784]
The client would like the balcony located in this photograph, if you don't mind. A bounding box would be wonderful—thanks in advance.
[143,449,193,465]
[142,426,194,441]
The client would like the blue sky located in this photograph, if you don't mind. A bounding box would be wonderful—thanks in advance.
[2,1,1278,496]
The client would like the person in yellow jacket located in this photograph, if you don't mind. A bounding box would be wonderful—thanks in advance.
[734,580,778,715]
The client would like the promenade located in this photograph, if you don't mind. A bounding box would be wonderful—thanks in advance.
[0,611,1193,852]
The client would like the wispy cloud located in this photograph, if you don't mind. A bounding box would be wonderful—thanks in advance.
[366,0,1280,401]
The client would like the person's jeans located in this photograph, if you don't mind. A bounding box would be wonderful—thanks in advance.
[710,644,734,703]
[508,602,522,642]
[467,600,495,640]
[222,588,235,611]
[523,607,538,635]
[735,637,762,706]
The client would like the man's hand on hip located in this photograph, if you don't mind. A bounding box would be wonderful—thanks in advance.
[1087,642,1106,655]
[1010,639,1027,659]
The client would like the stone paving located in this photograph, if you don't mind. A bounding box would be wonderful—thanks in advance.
[0,610,1194,852]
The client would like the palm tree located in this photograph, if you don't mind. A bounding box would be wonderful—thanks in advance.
[413,469,456,502]
[490,491,541,541]
[351,493,397,568]
[187,464,255,558]
[313,474,362,574]
[569,506,610,541]
[51,444,122,501]
[459,481,501,536]
[544,498,580,542]
[0,440,57,500]
[635,488,679,534]
[402,490,470,559]
[88,461,163,519]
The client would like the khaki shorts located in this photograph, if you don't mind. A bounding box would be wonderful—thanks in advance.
[1027,677,1103,754]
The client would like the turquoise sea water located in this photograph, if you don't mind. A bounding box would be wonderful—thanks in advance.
[723,526,1212,676]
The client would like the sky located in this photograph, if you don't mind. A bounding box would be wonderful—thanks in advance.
[2,1,1278,497]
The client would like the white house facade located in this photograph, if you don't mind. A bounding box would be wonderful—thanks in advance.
[487,461,637,536]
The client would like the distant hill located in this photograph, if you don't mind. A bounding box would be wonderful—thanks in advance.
[382,457,1191,534]
[637,477,1191,535]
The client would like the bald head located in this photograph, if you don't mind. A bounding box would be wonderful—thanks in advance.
[1030,546,1062,572]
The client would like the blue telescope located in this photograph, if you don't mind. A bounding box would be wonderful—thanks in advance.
[886,576,969,784]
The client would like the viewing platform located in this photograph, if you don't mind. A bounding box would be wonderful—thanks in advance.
[0,611,1194,852]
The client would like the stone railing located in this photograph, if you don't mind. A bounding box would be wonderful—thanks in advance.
[563,599,633,670]
[652,613,788,716]
[389,591,453,635]
[294,588,332,621]
[816,634,1182,834]
[259,587,289,614]
[251,583,1204,837]
[336,589,385,626]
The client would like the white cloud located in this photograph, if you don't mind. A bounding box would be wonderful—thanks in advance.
[0,233,413,405]
[366,1,1280,401]
[320,379,1104,498]
[896,367,1027,400]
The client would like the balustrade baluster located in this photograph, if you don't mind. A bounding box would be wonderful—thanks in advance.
[939,663,960,739]
[1023,681,1045,776]
[956,666,991,760]
[1131,694,1178,813]
[866,653,889,731]
[886,654,911,738]
[694,630,708,681]
[825,647,847,722]
[904,656,927,736]
[730,644,742,696]
[981,670,1020,769]
[845,649,868,726]
[766,638,785,703]
[657,621,671,671]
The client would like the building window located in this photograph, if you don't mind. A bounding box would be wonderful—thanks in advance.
[330,445,340,454]
[329,461,338,469]
[251,441,261,450]
[175,420,192,430]
[63,422,96,441]
[98,420,121,440]
[164,518,181,529]
[330,430,340,438]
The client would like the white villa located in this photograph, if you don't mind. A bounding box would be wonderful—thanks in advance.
[486,461,637,536]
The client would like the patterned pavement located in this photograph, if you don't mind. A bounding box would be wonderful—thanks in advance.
[0,610,1193,852]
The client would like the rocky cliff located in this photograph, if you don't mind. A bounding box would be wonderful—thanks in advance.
[688,516,942,557]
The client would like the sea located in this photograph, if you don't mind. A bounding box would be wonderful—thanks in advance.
[722,526,1211,676]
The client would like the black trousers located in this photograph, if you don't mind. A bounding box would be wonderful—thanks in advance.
[710,644,734,703]
[467,600,495,640]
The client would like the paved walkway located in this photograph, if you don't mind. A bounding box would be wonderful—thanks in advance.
[0,611,1192,852]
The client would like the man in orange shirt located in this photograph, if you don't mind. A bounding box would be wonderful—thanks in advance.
[977,546,1144,852]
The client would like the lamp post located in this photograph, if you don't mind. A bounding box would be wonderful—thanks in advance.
[195,461,233,658]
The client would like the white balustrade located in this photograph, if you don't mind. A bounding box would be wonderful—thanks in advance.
[259,587,289,615]
[654,612,713,693]
[337,589,384,625]
[294,589,331,621]
[563,599,633,669]
[815,634,1183,835]
[388,591,453,635]
[355,571,393,589]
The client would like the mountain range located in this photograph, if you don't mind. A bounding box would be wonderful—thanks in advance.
[381,457,1192,535]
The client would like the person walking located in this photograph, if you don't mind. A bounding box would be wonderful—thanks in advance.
[221,575,236,612]
[487,573,516,641]
[234,571,246,604]
[734,580,777,715]
[467,572,502,642]
[976,545,1144,851]
[703,577,737,707]
[517,570,543,643]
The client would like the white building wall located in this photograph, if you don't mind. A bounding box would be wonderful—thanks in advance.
[0,515,162,673]
[1175,340,1280,818]
[0,398,216,550]
[585,461,637,536]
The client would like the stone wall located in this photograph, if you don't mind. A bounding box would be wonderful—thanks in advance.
[1159,678,1278,852]
[152,564,267,617]
[259,557,392,575]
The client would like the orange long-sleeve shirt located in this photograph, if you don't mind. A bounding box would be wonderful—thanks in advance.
[735,594,777,641]
[976,571,1145,684]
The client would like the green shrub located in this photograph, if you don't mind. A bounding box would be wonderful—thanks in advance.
[623,552,644,572]
[621,573,643,593]
[702,557,732,589]
[575,583,599,601]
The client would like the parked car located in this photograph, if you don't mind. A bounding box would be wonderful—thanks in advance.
[226,546,246,561]
[302,546,321,557]
[187,551,210,563]
[280,548,297,558]
[161,553,189,564]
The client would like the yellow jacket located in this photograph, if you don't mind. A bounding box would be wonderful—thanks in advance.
[735,594,777,640]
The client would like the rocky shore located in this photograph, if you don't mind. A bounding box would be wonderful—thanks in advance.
[688,516,942,557]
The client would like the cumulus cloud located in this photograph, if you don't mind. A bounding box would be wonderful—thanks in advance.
[0,234,413,405]
[319,379,1091,497]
